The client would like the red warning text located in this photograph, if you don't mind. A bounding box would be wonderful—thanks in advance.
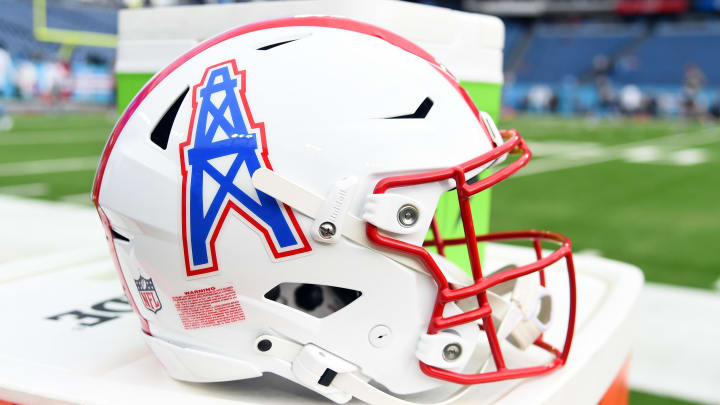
[172,286,245,329]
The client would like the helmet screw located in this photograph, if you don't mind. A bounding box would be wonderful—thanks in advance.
[257,339,273,352]
[397,205,419,227]
[442,343,462,361]
[318,222,336,239]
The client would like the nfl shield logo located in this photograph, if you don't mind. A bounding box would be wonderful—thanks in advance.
[135,276,162,313]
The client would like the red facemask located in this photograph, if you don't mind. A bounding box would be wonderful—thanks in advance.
[367,130,577,384]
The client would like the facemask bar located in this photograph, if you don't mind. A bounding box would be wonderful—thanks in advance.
[366,131,577,385]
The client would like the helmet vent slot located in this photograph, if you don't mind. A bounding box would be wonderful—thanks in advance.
[150,86,189,150]
[111,229,130,242]
[257,38,300,51]
[385,97,433,119]
[264,283,362,319]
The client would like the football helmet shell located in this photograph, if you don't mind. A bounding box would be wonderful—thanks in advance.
[93,16,576,404]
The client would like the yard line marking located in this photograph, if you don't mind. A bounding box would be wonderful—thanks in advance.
[629,282,720,404]
[516,127,720,177]
[668,148,709,166]
[0,157,99,177]
[523,141,602,157]
[575,249,602,256]
[0,183,49,197]
[622,146,662,163]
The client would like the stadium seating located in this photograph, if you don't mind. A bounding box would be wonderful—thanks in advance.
[0,0,717,113]
[512,21,644,83]
[46,1,117,34]
[0,0,58,59]
[503,20,527,66]
[501,16,720,115]
[506,17,720,88]
[0,0,115,63]
[612,20,720,86]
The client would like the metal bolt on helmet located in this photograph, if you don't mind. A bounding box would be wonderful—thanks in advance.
[398,204,419,227]
[318,222,337,239]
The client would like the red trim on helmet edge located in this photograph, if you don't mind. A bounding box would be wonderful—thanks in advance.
[96,206,151,335]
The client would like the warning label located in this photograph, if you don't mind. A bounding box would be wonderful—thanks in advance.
[172,286,245,329]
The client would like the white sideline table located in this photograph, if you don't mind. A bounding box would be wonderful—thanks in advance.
[0,196,643,405]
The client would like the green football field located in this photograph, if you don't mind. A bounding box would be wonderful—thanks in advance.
[0,112,717,405]
[492,115,720,291]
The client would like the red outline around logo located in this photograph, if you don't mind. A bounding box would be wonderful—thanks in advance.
[179,60,311,277]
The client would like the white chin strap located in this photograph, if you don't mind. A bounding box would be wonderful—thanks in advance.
[255,334,475,405]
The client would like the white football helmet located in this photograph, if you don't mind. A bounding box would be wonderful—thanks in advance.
[93,16,576,404]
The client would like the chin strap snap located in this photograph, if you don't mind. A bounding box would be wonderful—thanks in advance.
[254,335,355,403]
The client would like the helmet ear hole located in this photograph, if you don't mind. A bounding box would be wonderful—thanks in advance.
[294,284,324,311]
[263,283,362,319]
[331,286,362,306]
[264,285,281,301]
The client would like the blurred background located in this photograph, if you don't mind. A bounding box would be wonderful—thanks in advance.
[0,1,717,405]
[2,0,720,118]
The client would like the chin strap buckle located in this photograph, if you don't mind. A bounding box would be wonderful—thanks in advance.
[255,334,479,405]
[255,335,357,403]
[292,344,358,402]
